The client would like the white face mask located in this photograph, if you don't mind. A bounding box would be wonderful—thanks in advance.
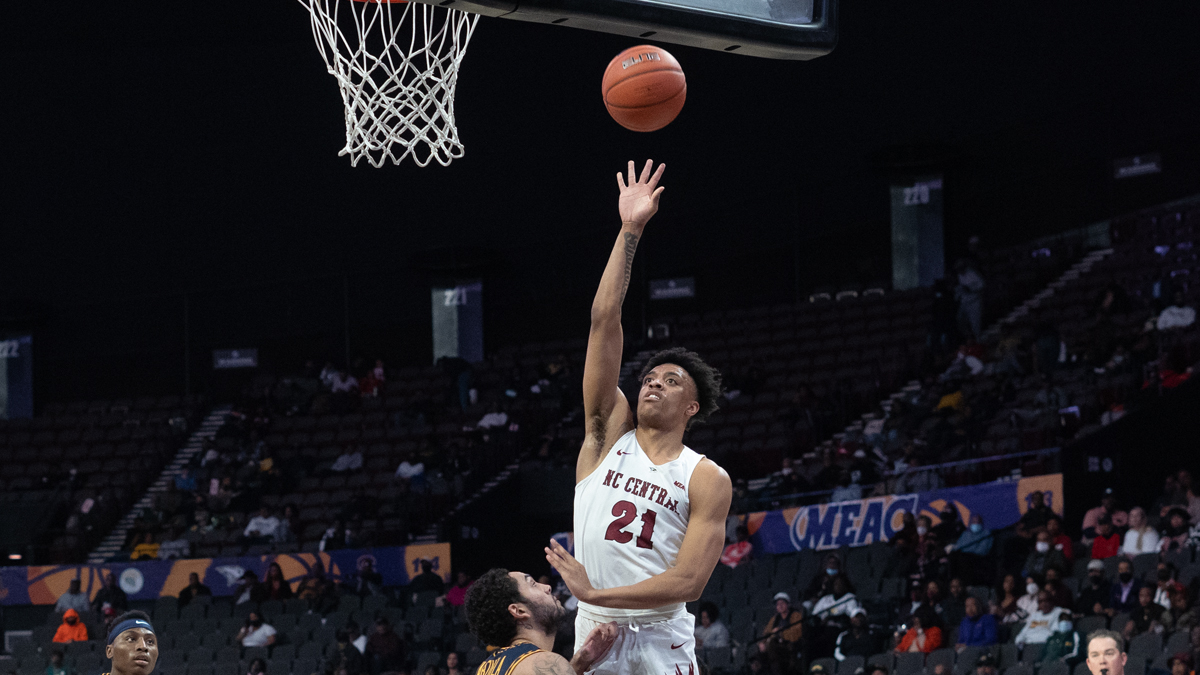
[1026,583,1039,596]
[1036,541,1050,553]
[916,526,928,536]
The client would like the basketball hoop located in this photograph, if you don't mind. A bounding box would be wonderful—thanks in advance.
[298,0,479,167]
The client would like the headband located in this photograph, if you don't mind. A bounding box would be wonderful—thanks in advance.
[107,618,155,645]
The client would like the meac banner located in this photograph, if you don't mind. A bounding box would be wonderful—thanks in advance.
[742,474,1063,554]
[0,543,449,606]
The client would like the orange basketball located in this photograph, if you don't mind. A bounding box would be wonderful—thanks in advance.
[602,45,686,132]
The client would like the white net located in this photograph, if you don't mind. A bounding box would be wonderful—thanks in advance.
[299,0,479,168]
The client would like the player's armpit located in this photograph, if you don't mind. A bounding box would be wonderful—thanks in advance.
[516,651,576,675]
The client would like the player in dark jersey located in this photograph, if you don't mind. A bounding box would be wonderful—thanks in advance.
[102,610,159,675]
[465,569,617,675]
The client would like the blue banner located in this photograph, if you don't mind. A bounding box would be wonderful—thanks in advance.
[0,544,450,606]
[743,474,1063,554]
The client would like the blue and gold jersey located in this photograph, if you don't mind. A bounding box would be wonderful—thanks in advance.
[475,643,544,675]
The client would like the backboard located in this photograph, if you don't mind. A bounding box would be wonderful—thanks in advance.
[412,0,838,60]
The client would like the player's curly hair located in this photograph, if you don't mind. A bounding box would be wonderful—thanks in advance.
[638,347,723,429]
[464,568,523,648]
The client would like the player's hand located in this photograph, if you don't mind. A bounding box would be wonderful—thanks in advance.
[573,621,618,672]
[617,159,665,229]
[545,538,596,603]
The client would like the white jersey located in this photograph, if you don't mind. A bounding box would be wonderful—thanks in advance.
[574,429,706,622]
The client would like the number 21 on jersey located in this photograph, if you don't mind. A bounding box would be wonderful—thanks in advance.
[605,500,658,549]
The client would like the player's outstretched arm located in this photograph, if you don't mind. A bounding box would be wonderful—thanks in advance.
[548,460,731,608]
[515,622,617,675]
[578,160,666,483]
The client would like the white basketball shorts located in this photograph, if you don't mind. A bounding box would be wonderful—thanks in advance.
[574,611,697,675]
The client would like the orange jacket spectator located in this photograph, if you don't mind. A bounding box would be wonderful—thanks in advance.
[53,609,89,643]
[895,626,942,653]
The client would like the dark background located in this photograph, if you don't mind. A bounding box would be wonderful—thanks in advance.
[3,2,1200,404]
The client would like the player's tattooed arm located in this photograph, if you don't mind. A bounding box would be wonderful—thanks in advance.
[580,161,663,482]
[518,652,578,675]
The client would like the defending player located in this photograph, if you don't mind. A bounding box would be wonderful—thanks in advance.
[102,610,159,675]
[545,160,733,675]
[465,568,618,675]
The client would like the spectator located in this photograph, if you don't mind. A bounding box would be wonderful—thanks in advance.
[759,593,804,675]
[174,467,198,492]
[1014,591,1067,648]
[234,571,267,606]
[1109,559,1142,615]
[263,562,294,601]
[835,609,881,661]
[1017,577,1041,619]
[914,516,946,580]
[394,455,425,481]
[1122,507,1160,555]
[320,362,338,389]
[974,654,998,675]
[331,629,365,675]
[721,526,753,569]
[895,605,942,653]
[1157,291,1196,331]
[1045,517,1075,567]
[942,579,968,629]
[1077,560,1112,617]
[1152,563,1184,609]
[894,458,944,494]
[158,527,191,560]
[957,597,998,649]
[91,571,128,614]
[275,505,299,544]
[331,448,364,473]
[954,258,986,339]
[1082,489,1129,540]
[178,573,213,607]
[476,404,509,429]
[246,659,266,675]
[695,603,731,651]
[243,506,281,542]
[46,650,68,675]
[347,621,368,654]
[445,572,473,607]
[1016,491,1053,538]
[804,554,848,602]
[52,609,89,643]
[409,559,445,596]
[950,515,993,584]
[348,559,383,597]
[1164,591,1200,634]
[236,611,277,647]
[933,506,964,544]
[127,531,158,560]
[331,370,359,394]
[365,617,406,673]
[1041,617,1082,667]
[55,579,90,614]
[1090,516,1122,560]
[1161,508,1192,552]
[1125,586,1166,638]
[813,577,862,655]
[1166,654,1193,675]
[830,471,863,503]
[1043,569,1074,612]
[445,653,464,675]
[991,574,1026,624]
[1024,531,1068,578]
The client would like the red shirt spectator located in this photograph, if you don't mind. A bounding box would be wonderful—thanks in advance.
[1091,518,1122,559]
[445,573,473,607]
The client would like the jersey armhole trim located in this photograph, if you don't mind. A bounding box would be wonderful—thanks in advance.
[506,647,545,675]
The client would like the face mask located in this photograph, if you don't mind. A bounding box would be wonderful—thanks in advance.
[1057,620,1073,634]
[1026,583,1039,595]
[1089,574,1104,586]
[1158,570,1171,582]
[970,523,982,533]
[1036,542,1050,553]
[1119,572,1133,583]
[826,568,838,576]
[916,526,928,536]
[251,619,263,628]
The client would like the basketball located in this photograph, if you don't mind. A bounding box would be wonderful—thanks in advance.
[602,45,687,132]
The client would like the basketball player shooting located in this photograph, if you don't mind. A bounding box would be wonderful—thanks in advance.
[545,160,733,675]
